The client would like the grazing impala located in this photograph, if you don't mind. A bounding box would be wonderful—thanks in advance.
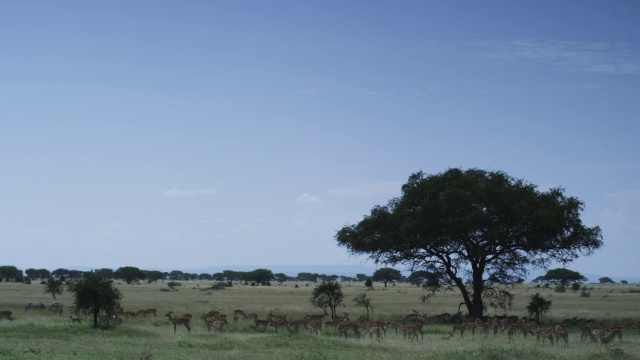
[144,308,158,317]
[203,317,225,334]
[165,311,191,334]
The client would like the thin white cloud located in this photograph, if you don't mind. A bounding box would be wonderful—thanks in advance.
[161,187,218,198]
[472,38,640,74]
[295,193,323,204]
[327,180,403,198]
[213,217,228,224]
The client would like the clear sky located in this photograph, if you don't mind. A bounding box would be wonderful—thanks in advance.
[1,1,638,278]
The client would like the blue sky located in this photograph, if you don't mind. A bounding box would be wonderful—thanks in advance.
[1,1,638,278]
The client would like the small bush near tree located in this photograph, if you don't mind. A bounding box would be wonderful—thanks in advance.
[526,293,552,324]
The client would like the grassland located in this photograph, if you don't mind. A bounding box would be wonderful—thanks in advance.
[0,280,638,359]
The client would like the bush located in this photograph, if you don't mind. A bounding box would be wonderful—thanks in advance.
[554,284,566,293]
[571,283,581,292]
[580,289,591,297]
[167,281,181,289]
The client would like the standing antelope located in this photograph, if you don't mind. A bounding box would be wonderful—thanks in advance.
[0,310,14,324]
[165,311,191,334]
[69,315,82,325]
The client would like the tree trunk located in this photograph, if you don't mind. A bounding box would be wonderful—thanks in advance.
[471,270,484,318]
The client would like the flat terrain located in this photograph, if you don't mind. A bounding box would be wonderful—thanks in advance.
[0,280,638,359]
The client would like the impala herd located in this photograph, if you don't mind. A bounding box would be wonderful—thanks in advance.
[1,303,637,347]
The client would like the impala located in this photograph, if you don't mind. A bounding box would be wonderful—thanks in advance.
[253,314,272,331]
[554,325,569,346]
[285,319,307,333]
[203,317,225,334]
[271,318,290,333]
[337,321,360,340]
[144,308,157,317]
[401,309,422,323]
[233,309,246,322]
[364,323,383,341]
[536,327,555,345]
[268,311,287,322]
[0,310,13,324]
[383,321,402,336]
[69,315,82,325]
[304,309,329,323]
[307,320,323,335]
[165,311,191,334]
[401,321,424,341]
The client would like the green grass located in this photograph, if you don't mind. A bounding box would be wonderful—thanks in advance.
[0,281,638,359]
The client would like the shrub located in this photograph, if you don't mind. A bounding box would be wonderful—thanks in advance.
[580,289,591,297]
[167,281,181,289]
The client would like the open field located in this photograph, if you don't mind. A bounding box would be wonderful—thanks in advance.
[0,280,639,359]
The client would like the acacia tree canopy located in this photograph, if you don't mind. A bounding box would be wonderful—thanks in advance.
[68,275,122,328]
[543,268,588,286]
[373,267,402,287]
[335,168,603,318]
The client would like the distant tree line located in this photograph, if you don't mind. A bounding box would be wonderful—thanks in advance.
[2,264,629,286]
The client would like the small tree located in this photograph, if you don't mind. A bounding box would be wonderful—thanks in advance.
[526,293,551,324]
[274,273,289,285]
[373,267,402,288]
[364,278,373,288]
[599,277,616,284]
[68,275,123,328]
[353,292,374,320]
[309,280,344,320]
[44,278,64,299]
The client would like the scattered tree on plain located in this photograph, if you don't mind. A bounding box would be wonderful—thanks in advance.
[244,268,274,285]
[353,292,374,320]
[68,275,123,328]
[274,273,289,284]
[373,267,402,287]
[115,266,145,284]
[599,276,615,284]
[526,293,552,324]
[44,278,64,299]
[309,280,344,320]
[336,168,603,318]
[543,268,588,289]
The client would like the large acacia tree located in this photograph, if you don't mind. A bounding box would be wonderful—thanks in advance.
[335,168,603,318]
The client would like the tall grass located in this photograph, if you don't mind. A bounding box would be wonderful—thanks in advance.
[0,281,638,359]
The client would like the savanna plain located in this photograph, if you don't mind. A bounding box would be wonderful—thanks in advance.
[0,280,638,360]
